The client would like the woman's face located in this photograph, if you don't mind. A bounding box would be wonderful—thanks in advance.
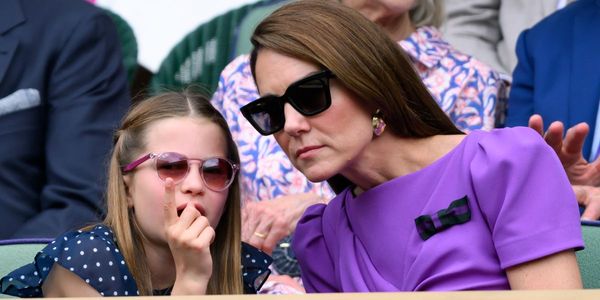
[254,49,374,182]
[124,117,230,246]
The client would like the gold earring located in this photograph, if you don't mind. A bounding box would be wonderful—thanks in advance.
[372,109,386,136]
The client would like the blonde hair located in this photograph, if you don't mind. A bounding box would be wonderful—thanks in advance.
[102,91,242,295]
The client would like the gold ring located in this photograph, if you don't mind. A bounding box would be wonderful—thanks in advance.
[253,231,267,239]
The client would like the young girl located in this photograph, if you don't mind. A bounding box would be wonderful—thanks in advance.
[1,92,271,296]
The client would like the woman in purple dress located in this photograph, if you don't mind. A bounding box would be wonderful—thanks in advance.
[239,0,583,292]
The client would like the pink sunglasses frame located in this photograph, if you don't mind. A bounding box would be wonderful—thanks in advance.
[122,152,239,191]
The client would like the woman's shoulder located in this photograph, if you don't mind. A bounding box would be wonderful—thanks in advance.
[469,127,548,153]
[290,194,347,293]
[466,127,563,181]
[297,190,348,232]
[292,191,349,259]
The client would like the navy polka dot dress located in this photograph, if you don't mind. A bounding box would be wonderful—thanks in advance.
[0,225,271,296]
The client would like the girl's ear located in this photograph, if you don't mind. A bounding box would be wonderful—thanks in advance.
[123,174,134,208]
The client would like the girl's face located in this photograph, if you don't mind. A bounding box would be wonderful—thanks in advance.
[124,117,230,246]
[254,49,374,182]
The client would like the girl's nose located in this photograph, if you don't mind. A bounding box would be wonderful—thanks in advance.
[179,164,205,195]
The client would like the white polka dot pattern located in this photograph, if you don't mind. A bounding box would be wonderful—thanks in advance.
[0,228,272,296]
[0,225,138,297]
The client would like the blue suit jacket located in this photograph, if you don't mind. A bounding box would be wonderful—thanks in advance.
[0,0,129,238]
[506,0,600,159]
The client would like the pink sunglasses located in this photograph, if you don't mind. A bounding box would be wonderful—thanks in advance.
[122,152,239,192]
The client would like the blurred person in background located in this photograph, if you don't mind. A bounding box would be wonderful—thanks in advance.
[0,0,130,239]
[506,0,600,221]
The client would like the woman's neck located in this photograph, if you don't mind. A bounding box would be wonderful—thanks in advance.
[344,133,465,195]
[377,13,416,42]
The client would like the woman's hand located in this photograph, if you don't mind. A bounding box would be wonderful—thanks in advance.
[163,178,214,295]
[242,193,327,254]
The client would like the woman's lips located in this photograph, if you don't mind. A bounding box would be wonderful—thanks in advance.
[296,145,324,159]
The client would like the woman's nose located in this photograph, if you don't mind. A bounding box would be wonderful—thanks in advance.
[282,103,310,136]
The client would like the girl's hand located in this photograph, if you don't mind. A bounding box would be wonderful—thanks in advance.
[163,178,214,295]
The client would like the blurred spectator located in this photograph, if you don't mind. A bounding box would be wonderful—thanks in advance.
[507,0,599,159]
[443,0,574,79]
[0,0,129,238]
[506,0,600,219]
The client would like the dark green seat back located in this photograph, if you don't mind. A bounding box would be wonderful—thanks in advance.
[103,9,138,86]
[232,0,290,58]
[0,239,49,298]
[578,223,600,288]
[151,4,255,95]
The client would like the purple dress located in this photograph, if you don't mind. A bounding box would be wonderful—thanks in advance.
[293,127,584,292]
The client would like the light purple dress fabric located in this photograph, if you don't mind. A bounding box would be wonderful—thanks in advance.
[293,127,584,292]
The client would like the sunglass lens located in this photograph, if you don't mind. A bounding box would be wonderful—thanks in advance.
[202,158,234,191]
[248,98,284,134]
[288,78,329,115]
[156,153,189,182]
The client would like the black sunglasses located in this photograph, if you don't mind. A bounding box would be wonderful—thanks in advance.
[241,70,335,135]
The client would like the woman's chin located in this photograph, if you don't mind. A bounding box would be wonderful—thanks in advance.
[302,168,334,183]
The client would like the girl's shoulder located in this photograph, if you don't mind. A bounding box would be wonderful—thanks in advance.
[241,242,272,294]
[1,225,138,297]
[58,225,118,249]
[44,225,125,268]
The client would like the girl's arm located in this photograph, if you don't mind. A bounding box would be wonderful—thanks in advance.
[42,263,101,297]
[506,250,582,289]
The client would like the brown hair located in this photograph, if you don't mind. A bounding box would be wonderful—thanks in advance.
[102,91,242,295]
[249,0,461,191]
[250,0,460,138]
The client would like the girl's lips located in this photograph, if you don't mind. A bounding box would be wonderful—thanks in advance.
[176,202,206,217]
[296,145,324,158]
